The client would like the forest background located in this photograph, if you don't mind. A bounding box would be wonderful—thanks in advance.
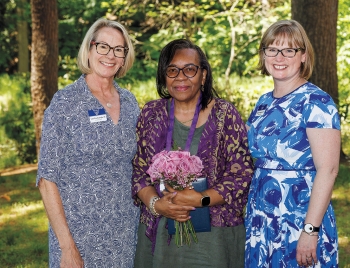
[0,0,350,267]
[0,0,349,167]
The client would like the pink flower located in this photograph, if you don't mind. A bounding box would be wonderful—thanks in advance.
[146,150,203,190]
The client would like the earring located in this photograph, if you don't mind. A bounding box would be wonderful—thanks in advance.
[201,85,204,92]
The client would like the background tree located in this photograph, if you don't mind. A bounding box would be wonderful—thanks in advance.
[292,0,347,160]
[291,0,339,104]
[30,0,58,156]
[16,0,29,73]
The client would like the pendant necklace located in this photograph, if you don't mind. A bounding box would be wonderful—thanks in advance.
[104,90,113,108]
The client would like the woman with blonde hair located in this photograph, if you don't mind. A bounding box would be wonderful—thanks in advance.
[37,18,139,267]
[245,20,340,267]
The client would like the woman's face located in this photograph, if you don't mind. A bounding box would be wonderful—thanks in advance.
[165,48,207,104]
[263,37,306,82]
[88,27,125,79]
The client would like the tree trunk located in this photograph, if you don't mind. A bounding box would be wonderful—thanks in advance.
[292,1,347,161]
[291,0,338,105]
[30,0,58,157]
[17,0,29,73]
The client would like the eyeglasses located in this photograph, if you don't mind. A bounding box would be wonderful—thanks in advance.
[262,47,304,58]
[166,64,201,78]
[91,41,128,58]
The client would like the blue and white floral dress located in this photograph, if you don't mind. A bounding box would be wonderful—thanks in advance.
[244,82,340,268]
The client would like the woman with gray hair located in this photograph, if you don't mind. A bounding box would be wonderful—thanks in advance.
[36,18,139,267]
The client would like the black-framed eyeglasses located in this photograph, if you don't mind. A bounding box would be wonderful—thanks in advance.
[262,47,304,58]
[166,64,201,78]
[91,41,128,58]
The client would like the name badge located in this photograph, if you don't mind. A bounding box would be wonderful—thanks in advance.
[88,108,107,123]
[256,104,267,116]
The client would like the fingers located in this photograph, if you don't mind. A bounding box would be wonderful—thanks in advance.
[156,194,195,221]
[175,214,191,222]
[297,253,317,267]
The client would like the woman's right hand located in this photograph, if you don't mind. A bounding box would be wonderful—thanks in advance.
[60,242,84,268]
[155,191,195,222]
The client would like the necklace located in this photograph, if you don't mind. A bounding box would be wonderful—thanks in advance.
[106,102,112,108]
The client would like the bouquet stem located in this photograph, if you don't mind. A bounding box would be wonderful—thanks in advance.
[174,219,198,247]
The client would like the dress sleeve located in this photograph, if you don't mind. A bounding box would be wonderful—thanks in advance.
[211,103,254,213]
[36,92,67,186]
[131,100,168,205]
[304,91,341,130]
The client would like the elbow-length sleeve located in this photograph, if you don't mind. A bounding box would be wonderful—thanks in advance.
[36,92,68,186]
[199,100,253,226]
[131,99,168,205]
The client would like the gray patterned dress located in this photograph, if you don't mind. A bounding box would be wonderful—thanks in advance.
[36,75,140,268]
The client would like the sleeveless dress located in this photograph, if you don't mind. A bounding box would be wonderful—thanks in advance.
[244,82,340,268]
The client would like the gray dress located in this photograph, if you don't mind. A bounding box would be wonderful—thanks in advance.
[36,75,140,268]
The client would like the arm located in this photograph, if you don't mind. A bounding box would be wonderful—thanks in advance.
[172,102,253,210]
[38,178,84,267]
[132,100,194,221]
[296,128,340,265]
[137,185,195,222]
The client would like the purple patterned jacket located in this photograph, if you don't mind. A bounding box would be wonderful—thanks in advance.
[132,98,253,245]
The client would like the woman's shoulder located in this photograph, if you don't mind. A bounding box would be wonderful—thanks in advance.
[142,98,168,111]
[114,82,138,104]
[302,82,337,105]
[213,98,240,113]
[53,75,86,100]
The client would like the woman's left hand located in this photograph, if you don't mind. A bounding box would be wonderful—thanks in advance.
[164,185,202,207]
[296,231,318,267]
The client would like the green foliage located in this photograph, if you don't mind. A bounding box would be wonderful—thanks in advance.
[215,75,274,121]
[0,171,48,267]
[337,0,350,125]
[0,0,31,73]
[0,74,36,166]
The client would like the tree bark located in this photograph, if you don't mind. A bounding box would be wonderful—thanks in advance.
[291,0,339,105]
[17,0,29,73]
[30,0,58,157]
[292,1,347,160]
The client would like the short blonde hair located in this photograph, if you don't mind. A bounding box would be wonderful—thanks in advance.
[258,19,314,80]
[77,18,135,78]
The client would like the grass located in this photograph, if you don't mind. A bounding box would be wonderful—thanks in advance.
[332,164,350,267]
[0,171,48,267]
[0,166,349,267]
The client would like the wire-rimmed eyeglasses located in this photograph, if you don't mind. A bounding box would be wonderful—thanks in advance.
[262,47,304,58]
[91,41,128,58]
[166,64,201,78]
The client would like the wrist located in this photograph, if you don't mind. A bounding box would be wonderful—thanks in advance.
[302,223,320,236]
[200,191,210,207]
[149,196,160,217]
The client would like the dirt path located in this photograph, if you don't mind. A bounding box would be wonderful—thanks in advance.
[0,163,38,176]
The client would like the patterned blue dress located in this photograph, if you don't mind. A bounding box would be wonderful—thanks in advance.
[245,82,340,268]
[36,75,140,267]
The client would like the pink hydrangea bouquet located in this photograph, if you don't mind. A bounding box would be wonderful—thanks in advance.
[146,149,204,247]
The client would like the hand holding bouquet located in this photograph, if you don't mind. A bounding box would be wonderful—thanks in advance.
[147,149,204,246]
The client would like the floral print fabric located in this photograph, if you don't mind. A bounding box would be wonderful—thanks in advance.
[245,82,340,267]
[36,75,140,268]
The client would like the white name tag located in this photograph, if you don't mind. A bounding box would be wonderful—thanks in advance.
[88,108,107,123]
